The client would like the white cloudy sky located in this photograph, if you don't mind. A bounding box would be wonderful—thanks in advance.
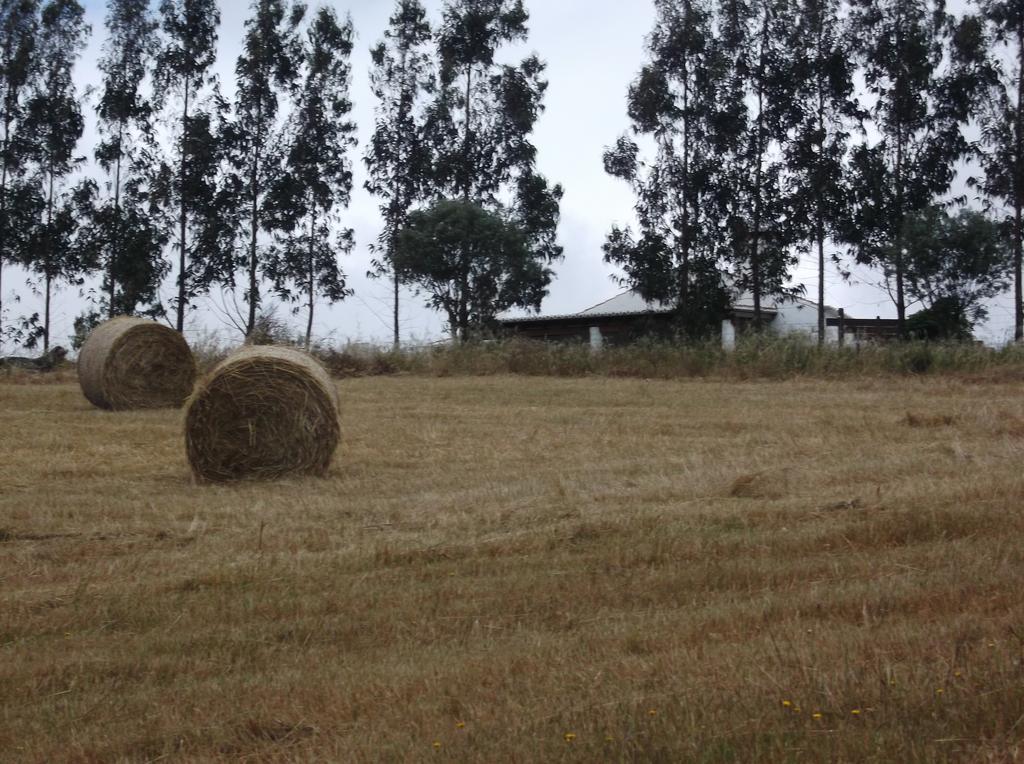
[4,0,1013,351]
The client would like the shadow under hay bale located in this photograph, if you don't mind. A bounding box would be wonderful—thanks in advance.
[78,318,196,410]
[184,345,340,483]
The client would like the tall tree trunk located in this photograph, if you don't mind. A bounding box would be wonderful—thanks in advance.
[110,122,123,318]
[0,231,3,345]
[176,82,190,333]
[0,57,14,346]
[678,133,690,312]
[247,159,259,337]
[895,127,906,338]
[454,65,474,341]
[43,164,54,352]
[1015,201,1022,343]
[44,271,51,351]
[389,172,403,349]
[392,228,400,348]
[679,1,692,313]
[894,8,907,338]
[0,82,17,347]
[458,243,469,342]
[0,121,9,346]
[391,44,411,349]
[749,1,770,328]
[1015,23,1024,342]
[817,220,826,347]
[462,65,472,201]
[246,106,263,339]
[305,202,316,350]
[815,10,826,347]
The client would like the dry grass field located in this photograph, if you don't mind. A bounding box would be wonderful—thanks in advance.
[3,372,1024,761]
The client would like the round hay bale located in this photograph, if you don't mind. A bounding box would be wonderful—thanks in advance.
[78,317,197,411]
[184,345,340,482]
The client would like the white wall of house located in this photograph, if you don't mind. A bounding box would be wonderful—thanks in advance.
[769,299,838,344]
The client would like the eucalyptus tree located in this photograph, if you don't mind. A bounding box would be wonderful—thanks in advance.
[602,0,733,336]
[429,0,526,202]
[0,0,37,344]
[419,0,562,336]
[364,0,433,347]
[226,0,305,339]
[784,0,860,344]
[975,0,1024,341]
[899,206,1011,332]
[393,199,551,340]
[266,6,357,349]
[847,0,989,336]
[94,0,162,318]
[718,0,801,327]
[20,0,88,351]
[153,0,220,332]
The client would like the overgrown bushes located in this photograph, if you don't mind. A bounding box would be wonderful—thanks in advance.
[305,337,1024,381]
[183,333,1024,381]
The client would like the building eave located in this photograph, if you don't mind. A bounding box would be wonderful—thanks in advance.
[500,305,782,327]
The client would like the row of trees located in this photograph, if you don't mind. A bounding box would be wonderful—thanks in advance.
[5,0,1021,349]
[0,0,563,350]
[606,0,1024,342]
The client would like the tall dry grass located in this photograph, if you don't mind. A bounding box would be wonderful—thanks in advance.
[309,337,1024,382]
[2,375,1024,760]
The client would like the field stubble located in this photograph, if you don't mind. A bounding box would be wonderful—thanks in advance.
[2,374,1024,761]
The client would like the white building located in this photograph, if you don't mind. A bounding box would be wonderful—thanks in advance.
[501,289,878,349]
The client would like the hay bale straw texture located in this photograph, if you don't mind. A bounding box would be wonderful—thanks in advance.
[78,317,197,411]
[184,345,340,483]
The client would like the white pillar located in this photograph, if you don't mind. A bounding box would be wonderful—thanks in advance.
[589,326,604,352]
[722,319,736,352]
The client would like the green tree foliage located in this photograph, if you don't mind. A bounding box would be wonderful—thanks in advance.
[602,0,733,338]
[905,296,974,339]
[265,6,356,349]
[91,0,166,319]
[975,0,1024,341]
[225,0,305,339]
[785,0,861,344]
[0,0,37,346]
[417,0,562,336]
[365,0,433,347]
[153,0,221,332]
[430,0,527,201]
[394,199,550,340]
[719,0,802,326]
[899,206,1011,336]
[19,0,88,351]
[847,0,990,336]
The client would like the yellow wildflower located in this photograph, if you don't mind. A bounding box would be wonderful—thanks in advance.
[455,722,465,729]
[812,712,823,720]
[432,741,441,750]
[564,732,576,743]
[781,700,792,708]
[851,709,861,716]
